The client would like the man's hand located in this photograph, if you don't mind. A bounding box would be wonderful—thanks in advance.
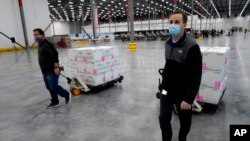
[180,101,192,110]
[54,67,60,75]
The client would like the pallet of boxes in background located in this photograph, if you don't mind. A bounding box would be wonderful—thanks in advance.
[65,46,123,94]
[195,47,230,110]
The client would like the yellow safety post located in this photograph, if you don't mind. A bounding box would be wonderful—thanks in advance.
[128,41,137,50]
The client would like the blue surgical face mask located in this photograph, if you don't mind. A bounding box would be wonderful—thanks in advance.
[168,24,181,36]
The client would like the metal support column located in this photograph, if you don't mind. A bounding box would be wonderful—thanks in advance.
[81,5,85,34]
[200,19,202,31]
[91,0,97,39]
[129,0,134,42]
[18,0,29,48]
[148,2,151,30]
[191,0,194,33]
[128,0,136,49]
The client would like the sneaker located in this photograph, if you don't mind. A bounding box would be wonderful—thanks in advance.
[47,103,59,108]
[65,92,71,104]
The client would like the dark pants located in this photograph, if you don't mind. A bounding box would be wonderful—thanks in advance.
[159,93,192,141]
[43,71,69,104]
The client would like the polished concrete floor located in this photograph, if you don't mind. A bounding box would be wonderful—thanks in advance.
[0,32,249,141]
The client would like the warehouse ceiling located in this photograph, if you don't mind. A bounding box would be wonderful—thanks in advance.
[47,0,250,23]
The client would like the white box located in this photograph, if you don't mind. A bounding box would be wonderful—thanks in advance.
[76,62,88,74]
[76,48,103,62]
[68,49,77,61]
[112,69,120,79]
[196,77,227,105]
[100,46,112,56]
[103,59,112,69]
[201,70,226,88]
[66,68,78,77]
[201,47,230,71]
[104,71,113,82]
[79,73,105,86]
[112,58,120,66]
[103,55,112,61]
[86,62,105,75]
[111,65,120,70]
[67,61,77,69]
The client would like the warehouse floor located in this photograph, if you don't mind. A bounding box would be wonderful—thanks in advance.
[0,32,249,141]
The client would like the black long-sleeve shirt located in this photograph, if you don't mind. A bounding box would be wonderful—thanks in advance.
[38,39,59,73]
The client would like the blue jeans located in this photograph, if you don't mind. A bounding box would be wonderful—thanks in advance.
[43,71,69,104]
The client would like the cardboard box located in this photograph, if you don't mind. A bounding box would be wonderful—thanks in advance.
[99,46,112,56]
[201,47,230,71]
[68,49,77,61]
[112,58,120,66]
[104,71,113,82]
[103,59,112,69]
[76,62,88,74]
[66,68,78,77]
[112,69,120,79]
[86,62,106,75]
[201,70,226,89]
[196,77,227,105]
[79,73,105,86]
[76,48,103,62]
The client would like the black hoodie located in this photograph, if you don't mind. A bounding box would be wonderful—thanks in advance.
[38,39,59,73]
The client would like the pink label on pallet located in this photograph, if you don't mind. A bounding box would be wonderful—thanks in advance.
[83,56,88,62]
[214,81,221,89]
[93,69,98,75]
[224,58,227,65]
[84,69,87,74]
[196,95,204,102]
[101,56,106,61]
[202,63,207,70]
[195,92,204,102]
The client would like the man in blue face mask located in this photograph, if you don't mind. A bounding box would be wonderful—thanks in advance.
[159,11,202,141]
[33,28,71,108]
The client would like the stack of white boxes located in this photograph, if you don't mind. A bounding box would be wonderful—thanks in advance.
[67,46,120,86]
[195,47,230,105]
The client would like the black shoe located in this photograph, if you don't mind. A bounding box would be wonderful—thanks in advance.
[47,103,59,108]
[65,92,71,104]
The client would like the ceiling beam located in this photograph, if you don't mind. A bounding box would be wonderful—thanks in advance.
[239,0,250,16]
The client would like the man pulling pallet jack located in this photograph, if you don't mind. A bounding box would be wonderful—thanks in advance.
[158,11,202,141]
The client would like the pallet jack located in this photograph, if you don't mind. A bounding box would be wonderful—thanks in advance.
[156,69,203,113]
[59,66,124,95]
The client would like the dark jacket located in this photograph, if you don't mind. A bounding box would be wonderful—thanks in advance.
[38,39,59,73]
[162,32,202,104]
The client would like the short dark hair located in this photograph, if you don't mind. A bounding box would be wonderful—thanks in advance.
[33,28,45,36]
[170,10,188,24]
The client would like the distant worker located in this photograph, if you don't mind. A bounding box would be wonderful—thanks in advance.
[159,10,202,141]
[33,28,71,108]
[245,28,247,35]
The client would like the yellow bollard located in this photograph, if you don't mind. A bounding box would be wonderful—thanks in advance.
[198,36,203,40]
[128,41,137,50]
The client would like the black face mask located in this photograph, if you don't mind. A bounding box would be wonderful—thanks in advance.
[35,37,44,43]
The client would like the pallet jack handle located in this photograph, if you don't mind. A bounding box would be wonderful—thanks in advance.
[59,66,72,84]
